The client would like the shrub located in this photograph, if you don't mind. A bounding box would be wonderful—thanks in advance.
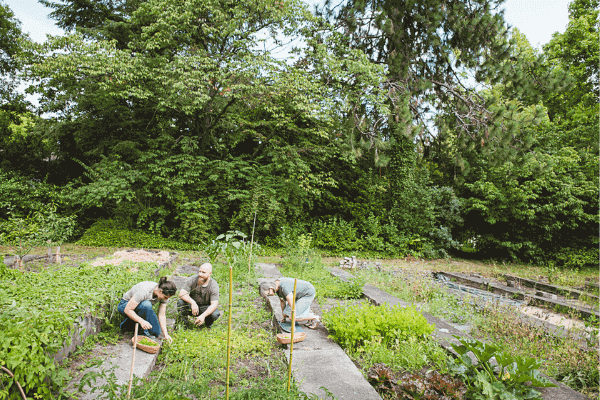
[77,219,197,250]
[323,302,435,351]
[311,217,360,253]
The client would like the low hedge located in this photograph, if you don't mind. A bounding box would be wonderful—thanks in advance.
[77,220,197,251]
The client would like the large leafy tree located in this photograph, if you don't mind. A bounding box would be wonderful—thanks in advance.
[448,5,599,263]
[27,0,389,239]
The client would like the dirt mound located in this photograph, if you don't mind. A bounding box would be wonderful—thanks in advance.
[90,249,171,267]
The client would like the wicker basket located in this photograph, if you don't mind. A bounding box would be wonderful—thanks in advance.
[276,332,306,345]
[131,336,160,354]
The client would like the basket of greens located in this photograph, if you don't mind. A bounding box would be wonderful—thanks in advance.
[132,335,161,353]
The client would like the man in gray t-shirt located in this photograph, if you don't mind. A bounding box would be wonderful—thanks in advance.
[177,263,220,328]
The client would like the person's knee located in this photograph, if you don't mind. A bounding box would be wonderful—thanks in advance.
[212,308,221,321]
[117,299,128,315]
[137,300,153,311]
[177,299,191,315]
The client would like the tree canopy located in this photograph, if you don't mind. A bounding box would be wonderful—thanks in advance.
[0,0,596,265]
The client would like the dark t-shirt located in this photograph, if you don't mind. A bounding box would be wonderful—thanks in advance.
[181,275,219,306]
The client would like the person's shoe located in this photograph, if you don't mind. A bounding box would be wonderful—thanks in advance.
[306,316,320,330]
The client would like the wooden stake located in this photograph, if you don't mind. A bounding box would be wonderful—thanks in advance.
[225,265,233,399]
[128,323,138,398]
[55,246,61,264]
[287,278,298,392]
[248,211,257,273]
[47,246,52,263]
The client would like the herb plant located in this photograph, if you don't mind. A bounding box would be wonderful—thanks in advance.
[323,302,435,351]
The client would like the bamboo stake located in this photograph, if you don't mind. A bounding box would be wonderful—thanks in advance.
[128,323,139,398]
[248,211,257,273]
[225,265,233,399]
[287,278,298,392]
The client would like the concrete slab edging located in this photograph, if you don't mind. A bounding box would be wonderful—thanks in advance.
[329,267,592,400]
[438,271,599,320]
[256,263,382,400]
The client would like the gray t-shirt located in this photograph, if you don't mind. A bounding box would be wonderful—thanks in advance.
[181,275,219,306]
[276,278,315,300]
[122,281,166,305]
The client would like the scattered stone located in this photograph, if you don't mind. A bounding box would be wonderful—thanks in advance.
[507,280,516,287]
[338,258,382,271]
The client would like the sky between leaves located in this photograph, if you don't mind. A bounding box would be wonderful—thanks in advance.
[8,0,571,48]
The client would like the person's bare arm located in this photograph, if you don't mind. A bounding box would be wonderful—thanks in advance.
[286,293,295,309]
[124,299,152,330]
[179,289,199,315]
[158,302,172,342]
[280,298,286,315]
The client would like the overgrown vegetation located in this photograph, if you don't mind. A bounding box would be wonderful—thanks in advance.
[354,264,600,398]
[1,0,597,267]
[0,260,163,398]
[323,301,450,377]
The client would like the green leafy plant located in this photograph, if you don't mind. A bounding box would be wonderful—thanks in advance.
[0,261,159,399]
[203,230,249,268]
[138,337,158,346]
[0,206,76,261]
[77,219,196,250]
[323,302,435,351]
[449,336,555,400]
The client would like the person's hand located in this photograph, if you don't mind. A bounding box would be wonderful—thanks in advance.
[140,320,152,330]
[191,301,199,316]
[163,333,173,344]
[194,315,205,326]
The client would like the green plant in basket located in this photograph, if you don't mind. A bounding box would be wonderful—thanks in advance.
[449,336,555,400]
[138,337,159,347]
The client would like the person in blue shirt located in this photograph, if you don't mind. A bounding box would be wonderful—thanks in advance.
[259,278,320,329]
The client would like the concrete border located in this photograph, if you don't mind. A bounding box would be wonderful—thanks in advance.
[431,277,594,351]
[256,263,382,400]
[438,271,599,320]
[329,267,593,400]
[502,274,600,303]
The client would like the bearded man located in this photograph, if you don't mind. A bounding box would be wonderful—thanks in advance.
[177,263,220,328]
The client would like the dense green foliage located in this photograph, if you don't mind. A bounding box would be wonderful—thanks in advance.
[0,0,595,265]
[449,336,555,400]
[323,302,434,350]
[0,261,160,399]
[77,219,197,250]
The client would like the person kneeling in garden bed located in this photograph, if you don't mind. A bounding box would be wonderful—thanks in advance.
[177,263,221,329]
[118,276,177,343]
[259,278,320,329]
